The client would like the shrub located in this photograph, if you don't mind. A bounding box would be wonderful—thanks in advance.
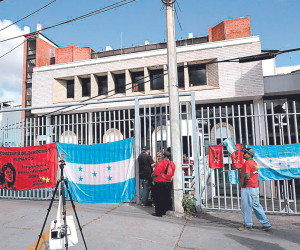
[182,194,197,216]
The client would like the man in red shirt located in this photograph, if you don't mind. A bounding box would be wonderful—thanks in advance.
[238,148,271,231]
[152,151,175,217]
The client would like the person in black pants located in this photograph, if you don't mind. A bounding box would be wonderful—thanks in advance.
[152,151,176,217]
[138,146,155,207]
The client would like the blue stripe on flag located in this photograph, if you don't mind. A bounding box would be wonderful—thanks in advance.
[259,168,300,181]
[66,177,136,203]
[56,137,134,164]
[249,144,300,158]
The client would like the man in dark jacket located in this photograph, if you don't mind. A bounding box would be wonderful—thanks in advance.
[138,146,155,206]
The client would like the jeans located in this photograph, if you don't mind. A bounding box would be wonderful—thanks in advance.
[140,179,152,205]
[241,187,271,227]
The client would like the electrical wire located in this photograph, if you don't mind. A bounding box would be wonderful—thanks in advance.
[0,0,58,32]
[0,41,25,59]
[0,0,138,43]
[44,72,169,116]
[174,5,182,31]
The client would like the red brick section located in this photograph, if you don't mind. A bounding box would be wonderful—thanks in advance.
[36,37,56,67]
[208,17,251,42]
[55,46,91,64]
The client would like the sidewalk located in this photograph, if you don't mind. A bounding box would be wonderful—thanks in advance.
[0,199,299,250]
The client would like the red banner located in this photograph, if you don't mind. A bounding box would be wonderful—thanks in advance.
[209,145,224,168]
[231,144,244,169]
[0,143,58,191]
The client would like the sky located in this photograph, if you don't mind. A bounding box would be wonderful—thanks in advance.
[0,0,300,105]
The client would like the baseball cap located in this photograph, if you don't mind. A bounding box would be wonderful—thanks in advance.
[241,148,255,157]
[142,146,150,151]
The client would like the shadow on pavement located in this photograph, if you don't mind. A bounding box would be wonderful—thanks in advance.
[225,234,286,250]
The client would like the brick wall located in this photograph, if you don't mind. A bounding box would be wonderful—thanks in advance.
[209,17,251,42]
[55,46,91,64]
[36,37,56,67]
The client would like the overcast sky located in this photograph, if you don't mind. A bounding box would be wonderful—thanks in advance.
[0,20,24,106]
[0,0,300,105]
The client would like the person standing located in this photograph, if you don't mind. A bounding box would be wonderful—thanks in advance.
[152,151,176,217]
[138,146,155,207]
[238,148,271,231]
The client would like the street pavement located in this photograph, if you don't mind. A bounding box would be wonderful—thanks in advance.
[0,199,300,250]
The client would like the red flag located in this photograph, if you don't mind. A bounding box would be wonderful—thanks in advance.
[0,143,58,191]
[231,144,244,169]
[209,145,224,168]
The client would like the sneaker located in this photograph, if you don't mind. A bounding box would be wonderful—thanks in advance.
[259,225,271,231]
[238,225,252,231]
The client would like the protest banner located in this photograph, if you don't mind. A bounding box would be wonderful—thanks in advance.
[0,143,58,190]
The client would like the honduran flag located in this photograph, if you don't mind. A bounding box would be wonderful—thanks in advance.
[56,138,135,203]
[223,137,237,154]
[249,144,300,181]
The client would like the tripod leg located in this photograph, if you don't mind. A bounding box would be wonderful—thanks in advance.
[35,181,60,250]
[65,180,88,250]
[61,178,69,250]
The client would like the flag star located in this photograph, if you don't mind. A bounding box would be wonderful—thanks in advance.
[42,177,46,181]
[107,176,113,181]
[92,172,97,177]
[270,160,273,162]
[79,176,83,181]
[46,178,50,183]
[79,167,83,171]
[279,163,282,165]
[288,165,291,167]
[107,166,112,171]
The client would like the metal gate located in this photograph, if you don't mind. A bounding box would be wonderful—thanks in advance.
[196,101,300,214]
[0,110,135,200]
[1,94,300,215]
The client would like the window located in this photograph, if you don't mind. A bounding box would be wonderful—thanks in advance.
[150,69,164,90]
[25,83,32,106]
[67,80,74,98]
[132,71,144,92]
[178,66,185,88]
[188,64,206,86]
[97,75,108,95]
[81,78,91,97]
[26,58,36,79]
[114,73,126,94]
[27,39,36,56]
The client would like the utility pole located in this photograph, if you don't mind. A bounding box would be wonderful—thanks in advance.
[162,0,184,213]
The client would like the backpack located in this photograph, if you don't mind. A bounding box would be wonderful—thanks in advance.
[160,160,174,181]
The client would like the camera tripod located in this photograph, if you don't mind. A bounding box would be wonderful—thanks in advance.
[35,155,88,250]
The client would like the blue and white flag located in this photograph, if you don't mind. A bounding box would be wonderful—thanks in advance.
[223,137,237,154]
[56,138,135,203]
[249,144,300,181]
[228,170,239,184]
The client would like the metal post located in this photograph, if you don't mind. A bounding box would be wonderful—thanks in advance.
[191,93,200,211]
[134,97,140,204]
[164,0,184,213]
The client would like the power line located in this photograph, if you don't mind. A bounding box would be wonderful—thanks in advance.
[0,41,25,59]
[0,0,58,32]
[0,0,139,43]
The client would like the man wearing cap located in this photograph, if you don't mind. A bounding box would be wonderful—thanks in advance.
[238,148,271,231]
[138,146,155,207]
[151,151,176,217]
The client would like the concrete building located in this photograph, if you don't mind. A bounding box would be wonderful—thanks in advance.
[13,16,299,213]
